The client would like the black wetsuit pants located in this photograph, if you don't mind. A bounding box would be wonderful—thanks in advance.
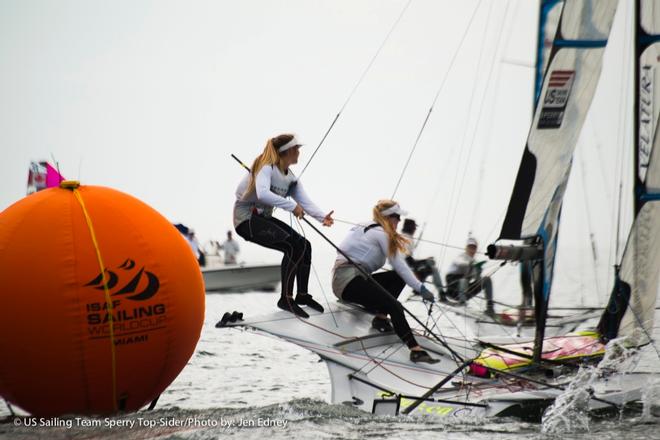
[342,271,418,348]
[235,215,311,297]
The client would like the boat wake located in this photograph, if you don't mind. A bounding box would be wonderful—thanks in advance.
[642,379,660,420]
[541,338,641,434]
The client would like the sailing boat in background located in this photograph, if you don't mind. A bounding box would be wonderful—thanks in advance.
[219,0,660,421]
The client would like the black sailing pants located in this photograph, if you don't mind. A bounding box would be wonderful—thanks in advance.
[342,271,418,348]
[235,214,311,298]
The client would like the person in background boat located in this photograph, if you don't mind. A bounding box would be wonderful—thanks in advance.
[444,237,494,316]
[332,200,438,364]
[174,223,206,266]
[220,230,240,264]
[400,218,445,298]
[233,133,334,318]
[188,230,206,267]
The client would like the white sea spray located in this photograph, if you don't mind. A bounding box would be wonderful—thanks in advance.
[541,337,640,434]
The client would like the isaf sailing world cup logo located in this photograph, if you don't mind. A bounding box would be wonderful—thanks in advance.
[85,258,159,301]
[84,259,166,345]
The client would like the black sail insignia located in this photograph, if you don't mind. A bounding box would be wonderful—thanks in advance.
[85,270,119,290]
[118,258,136,270]
[85,260,160,301]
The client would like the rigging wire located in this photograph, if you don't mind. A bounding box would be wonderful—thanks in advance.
[469,160,486,233]
[439,0,511,267]
[333,216,469,252]
[300,217,466,364]
[484,205,508,244]
[413,262,531,342]
[467,1,530,240]
[578,149,603,302]
[291,217,334,312]
[420,0,512,242]
[390,0,484,199]
[298,0,414,178]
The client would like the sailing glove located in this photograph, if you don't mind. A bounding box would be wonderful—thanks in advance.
[418,285,435,303]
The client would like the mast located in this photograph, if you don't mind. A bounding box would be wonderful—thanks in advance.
[534,1,564,107]
[634,0,641,215]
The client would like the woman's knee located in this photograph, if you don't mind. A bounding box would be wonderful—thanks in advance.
[381,297,404,315]
[234,221,250,241]
[302,239,312,263]
[291,236,311,259]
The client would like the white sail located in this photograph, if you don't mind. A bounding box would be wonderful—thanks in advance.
[638,0,660,183]
[496,1,618,357]
[615,1,660,344]
[599,0,660,346]
[500,0,619,240]
[616,201,660,345]
[648,119,660,191]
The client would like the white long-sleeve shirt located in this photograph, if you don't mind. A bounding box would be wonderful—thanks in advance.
[221,238,240,264]
[233,165,326,226]
[332,223,422,296]
[446,252,475,277]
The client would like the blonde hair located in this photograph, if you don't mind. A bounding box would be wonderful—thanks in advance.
[244,134,294,198]
[373,199,409,256]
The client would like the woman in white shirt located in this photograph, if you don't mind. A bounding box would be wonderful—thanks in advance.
[234,133,334,318]
[331,200,437,364]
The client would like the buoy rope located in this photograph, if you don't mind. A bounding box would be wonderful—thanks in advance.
[71,187,118,412]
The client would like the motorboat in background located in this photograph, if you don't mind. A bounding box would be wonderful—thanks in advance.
[173,225,281,293]
[202,255,280,293]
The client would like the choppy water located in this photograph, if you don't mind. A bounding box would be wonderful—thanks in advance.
[1,292,659,439]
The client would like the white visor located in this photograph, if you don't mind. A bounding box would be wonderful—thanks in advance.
[277,136,303,153]
[380,204,408,217]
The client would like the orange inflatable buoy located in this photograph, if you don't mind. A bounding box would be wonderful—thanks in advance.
[0,183,205,416]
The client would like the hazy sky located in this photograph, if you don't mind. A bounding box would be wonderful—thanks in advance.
[0,0,635,306]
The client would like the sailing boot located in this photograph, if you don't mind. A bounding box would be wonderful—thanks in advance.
[215,312,233,328]
[371,316,393,333]
[410,349,439,364]
[277,296,309,318]
[295,293,324,313]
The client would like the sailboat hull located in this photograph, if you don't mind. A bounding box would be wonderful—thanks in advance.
[219,301,656,421]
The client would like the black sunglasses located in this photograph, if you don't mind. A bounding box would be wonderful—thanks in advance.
[388,214,401,220]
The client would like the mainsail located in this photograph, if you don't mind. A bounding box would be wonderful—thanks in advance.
[495,0,618,360]
[598,1,660,345]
